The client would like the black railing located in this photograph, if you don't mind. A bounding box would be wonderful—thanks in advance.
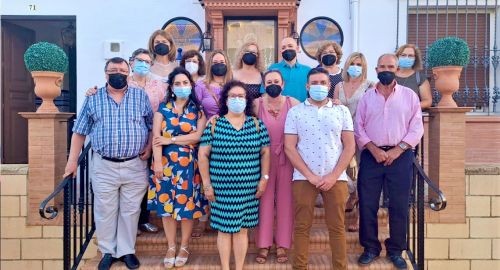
[407,154,447,270]
[398,0,499,113]
[39,143,94,270]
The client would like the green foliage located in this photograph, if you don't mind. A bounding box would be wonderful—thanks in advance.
[427,37,470,68]
[23,42,68,73]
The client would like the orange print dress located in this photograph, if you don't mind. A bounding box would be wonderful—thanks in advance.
[147,101,207,220]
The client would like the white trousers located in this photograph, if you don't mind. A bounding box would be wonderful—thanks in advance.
[92,154,148,258]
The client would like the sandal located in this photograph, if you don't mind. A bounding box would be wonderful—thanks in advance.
[345,192,359,213]
[347,209,360,232]
[163,246,176,269]
[255,247,270,264]
[191,222,204,239]
[276,247,289,263]
[175,246,190,267]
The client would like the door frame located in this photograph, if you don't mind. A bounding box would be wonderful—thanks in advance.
[223,16,279,65]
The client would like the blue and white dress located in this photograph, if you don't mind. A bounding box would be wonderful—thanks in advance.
[200,116,270,233]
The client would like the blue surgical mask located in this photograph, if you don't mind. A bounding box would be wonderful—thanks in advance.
[173,86,191,99]
[309,85,329,101]
[398,57,415,69]
[227,97,246,114]
[133,60,150,76]
[347,65,363,78]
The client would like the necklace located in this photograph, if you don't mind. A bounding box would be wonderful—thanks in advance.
[266,96,283,118]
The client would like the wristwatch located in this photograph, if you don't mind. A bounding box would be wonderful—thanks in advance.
[398,142,409,151]
[261,174,269,180]
[171,137,177,142]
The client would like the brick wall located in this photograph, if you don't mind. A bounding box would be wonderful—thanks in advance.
[0,167,97,270]
[425,165,500,270]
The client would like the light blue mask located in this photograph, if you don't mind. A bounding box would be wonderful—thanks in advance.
[347,65,363,78]
[173,86,191,99]
[398,57,415,69]
[309,85,329,101]
[227,97,246,113]
[133,60,150,76]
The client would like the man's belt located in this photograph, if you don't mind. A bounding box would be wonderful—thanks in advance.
[101,155,138,163]
[378,146,395,151]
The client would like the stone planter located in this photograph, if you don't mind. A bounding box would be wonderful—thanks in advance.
[432,66,463,107]
[31,71,64,113]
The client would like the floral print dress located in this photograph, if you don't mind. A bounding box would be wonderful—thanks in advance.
[147,101,207,220]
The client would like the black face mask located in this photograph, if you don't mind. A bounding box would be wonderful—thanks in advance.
[265,84,282,98]
[282,49,297,61]
[321,54,337,66]
[211,63,227,76]
[377,71,396,86]
[242,53,257,65]
[154,43,170,56]
[108,73,128,89]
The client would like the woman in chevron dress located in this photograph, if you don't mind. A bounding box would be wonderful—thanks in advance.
[198,80,270,270]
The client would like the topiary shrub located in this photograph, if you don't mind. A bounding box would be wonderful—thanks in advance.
[427,36,470,68]
[24,42,68,73]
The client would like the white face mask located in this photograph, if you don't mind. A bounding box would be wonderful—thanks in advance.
[185,62,199,75]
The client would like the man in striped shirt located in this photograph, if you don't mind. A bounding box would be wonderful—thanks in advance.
[64,57,153,270]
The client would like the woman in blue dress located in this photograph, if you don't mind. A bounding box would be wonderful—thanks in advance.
[149,67,207,268]
[198,80,271,270]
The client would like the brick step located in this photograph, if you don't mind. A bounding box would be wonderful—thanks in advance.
[82,252,402,270]
[149,207,388,229]
[134,226,390,255]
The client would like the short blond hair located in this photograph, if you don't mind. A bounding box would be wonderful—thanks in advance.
[342,52,368,82]
[234,41,264,72]
[395,44,423,70]
[204,50,233,85]
[148,30,177,62]
[315,41,343,65]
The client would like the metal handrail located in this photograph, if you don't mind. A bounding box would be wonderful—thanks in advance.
[39,143,91,220]
[413,158,447,211]
[39,143,93,270]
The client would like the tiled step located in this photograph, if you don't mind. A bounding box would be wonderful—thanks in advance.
[82,252,402,270]
[135,226,390,255]
[149,207,388,229]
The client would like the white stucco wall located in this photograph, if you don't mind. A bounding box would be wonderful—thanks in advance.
[1,0,206,111]
[2,0,499,112]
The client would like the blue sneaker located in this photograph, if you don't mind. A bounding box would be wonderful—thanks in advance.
[388,255,407,269]
[357,251,379,265]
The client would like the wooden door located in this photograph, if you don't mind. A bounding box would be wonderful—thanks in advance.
[1,22,36,164]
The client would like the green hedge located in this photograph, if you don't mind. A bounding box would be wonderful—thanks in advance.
[24,42,68,73]
[427,36,470,68]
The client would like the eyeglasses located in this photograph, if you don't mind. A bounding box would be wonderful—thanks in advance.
[134,58,152,65]
[321,51,337,57]
[106,69,129,74]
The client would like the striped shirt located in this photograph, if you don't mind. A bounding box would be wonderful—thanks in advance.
[73,86,153,158]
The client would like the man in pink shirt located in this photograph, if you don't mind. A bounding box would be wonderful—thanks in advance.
[354,54,424,269]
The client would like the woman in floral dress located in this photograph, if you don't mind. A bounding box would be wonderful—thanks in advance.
[149,67,207,268]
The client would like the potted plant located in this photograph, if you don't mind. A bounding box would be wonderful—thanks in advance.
[427,36,470,107]
[24,42,68,113]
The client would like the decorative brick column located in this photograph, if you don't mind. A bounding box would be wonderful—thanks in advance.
[19,112,74,225]
[427,107,472,223]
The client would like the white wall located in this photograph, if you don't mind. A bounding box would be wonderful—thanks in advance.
[297,0,400,81]
[1,0,206,111]
[296,0,352,68]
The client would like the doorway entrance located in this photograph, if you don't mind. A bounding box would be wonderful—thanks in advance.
[1,16,77,164]
[225,18,277,68]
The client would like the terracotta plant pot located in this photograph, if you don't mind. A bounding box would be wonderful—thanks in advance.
[432,66,463,107]
[31,71,64,113]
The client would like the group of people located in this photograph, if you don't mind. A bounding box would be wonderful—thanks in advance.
[64,28,426,270]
